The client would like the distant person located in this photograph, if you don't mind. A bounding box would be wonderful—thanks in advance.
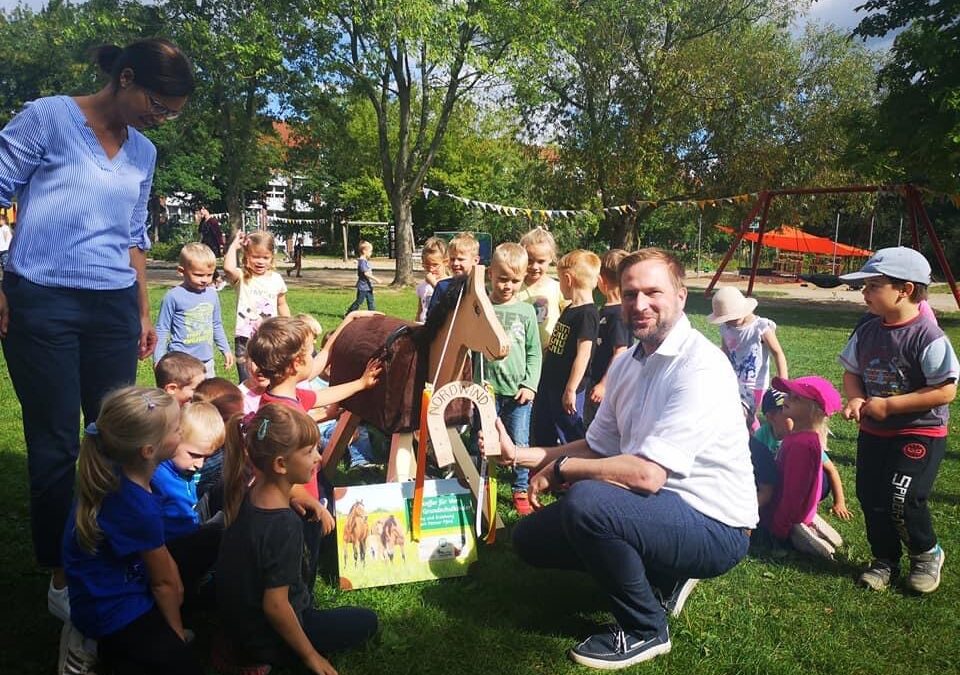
[287,235,304,278]
[196,205,224,257]
[0,214,12,269]
[839,247,959,593]
[346,239,379,313]
[0,38,194,630]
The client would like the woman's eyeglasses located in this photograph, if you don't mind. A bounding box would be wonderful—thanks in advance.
[146,92,182,121]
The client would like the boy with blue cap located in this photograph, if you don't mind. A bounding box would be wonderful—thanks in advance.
[839,247,959,593]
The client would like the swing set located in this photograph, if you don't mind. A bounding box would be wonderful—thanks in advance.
[707,184,960,310]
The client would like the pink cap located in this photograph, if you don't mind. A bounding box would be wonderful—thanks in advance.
[770,376,843,416]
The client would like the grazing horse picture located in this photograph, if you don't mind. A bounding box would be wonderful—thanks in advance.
[378,515,407,563]
[342,500,369,567]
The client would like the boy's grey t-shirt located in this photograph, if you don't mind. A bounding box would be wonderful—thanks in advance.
[840,313,959,434]
[356,258,373,291]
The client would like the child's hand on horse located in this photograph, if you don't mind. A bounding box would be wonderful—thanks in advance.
[360,358,383,389]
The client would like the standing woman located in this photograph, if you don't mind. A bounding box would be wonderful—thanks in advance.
[0,39,194,620]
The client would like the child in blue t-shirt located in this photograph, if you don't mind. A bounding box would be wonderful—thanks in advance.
[346,240,379,313]
[152,401,225,537]
[154,242,234,378]
[61,387,202,675]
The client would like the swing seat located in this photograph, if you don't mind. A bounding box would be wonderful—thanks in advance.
[328,316,472,434]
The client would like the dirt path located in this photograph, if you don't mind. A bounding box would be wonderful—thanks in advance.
[146,259,959,313]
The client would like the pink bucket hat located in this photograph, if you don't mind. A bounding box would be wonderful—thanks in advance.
[771,376,843,416]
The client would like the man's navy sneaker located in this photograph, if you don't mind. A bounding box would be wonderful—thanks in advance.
[569,625,671,669]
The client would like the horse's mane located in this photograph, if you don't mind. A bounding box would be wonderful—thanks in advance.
[415,276,468,349]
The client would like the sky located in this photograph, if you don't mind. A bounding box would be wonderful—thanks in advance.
[0,0,878,30]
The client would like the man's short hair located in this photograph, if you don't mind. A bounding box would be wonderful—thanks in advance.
[448,232,480,257]
[600,249,629,285]
[247,317,313,383]
[179,242,216,268]
[490,242,527,278]
[155,352,205,388]
[618,248,686,291]
[557,249,601,288]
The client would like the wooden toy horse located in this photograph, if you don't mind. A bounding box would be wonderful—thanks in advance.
[322,265,509,502]
[342,500,369,567]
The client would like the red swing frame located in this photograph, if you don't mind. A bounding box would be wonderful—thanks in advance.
[706,184,960,310]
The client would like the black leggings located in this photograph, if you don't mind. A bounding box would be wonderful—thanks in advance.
[98,607,202,675]
[98,527,220,674]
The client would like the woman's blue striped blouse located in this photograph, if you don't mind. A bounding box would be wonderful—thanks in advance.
[0,95,155,290]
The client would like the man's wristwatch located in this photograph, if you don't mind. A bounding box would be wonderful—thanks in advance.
[554,455,569,485]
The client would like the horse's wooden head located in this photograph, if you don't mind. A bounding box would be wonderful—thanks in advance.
[446,265,510,362]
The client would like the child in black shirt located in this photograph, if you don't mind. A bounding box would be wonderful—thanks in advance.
[586,249,632,426]
[216,405,377,672]
[532,250,601,446]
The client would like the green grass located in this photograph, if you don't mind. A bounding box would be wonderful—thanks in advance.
[2,284,960,674]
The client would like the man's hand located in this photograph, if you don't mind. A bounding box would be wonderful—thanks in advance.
[223,352,236,370]
[514,387,535,405]
[589,381,605,405]
[843,397,865,422]
[139,316,157,359]
[480,418,518,467]
[562,387,577,416]
[528,460,563,509]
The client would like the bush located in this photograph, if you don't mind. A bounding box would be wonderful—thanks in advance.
[149,241,182,262]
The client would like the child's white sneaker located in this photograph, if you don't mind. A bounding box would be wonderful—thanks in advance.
[48,580,70,623]
[790,522,836,560]
[58,622,97,675]
[906,545,944,594]
[811,514,844,549]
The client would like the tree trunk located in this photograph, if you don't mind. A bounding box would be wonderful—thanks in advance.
[226,188,244,235]
[610,214,637,250]
[391,193,415,286]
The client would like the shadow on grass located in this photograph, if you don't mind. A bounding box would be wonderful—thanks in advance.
[0,450,61,675]
[748,531,863,581]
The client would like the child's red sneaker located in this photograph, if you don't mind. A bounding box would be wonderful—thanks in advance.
[512,491,533,516]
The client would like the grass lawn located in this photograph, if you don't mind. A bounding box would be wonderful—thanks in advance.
[2,284,960,674]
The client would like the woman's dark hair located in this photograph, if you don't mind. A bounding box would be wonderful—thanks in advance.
[93,38,195,97]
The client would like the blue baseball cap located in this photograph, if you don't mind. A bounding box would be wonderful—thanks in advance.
[839,247,931,285]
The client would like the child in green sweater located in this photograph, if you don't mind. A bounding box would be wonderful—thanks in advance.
[477,243,542,515]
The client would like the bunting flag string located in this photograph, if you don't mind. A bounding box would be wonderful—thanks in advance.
[267,215,328,225]
[421,186,762,221]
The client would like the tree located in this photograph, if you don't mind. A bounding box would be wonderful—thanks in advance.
[160,0,309,230]
[854,0,960,191]
[300,0,550,285]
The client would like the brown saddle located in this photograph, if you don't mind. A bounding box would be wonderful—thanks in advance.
[327,316,472,434]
